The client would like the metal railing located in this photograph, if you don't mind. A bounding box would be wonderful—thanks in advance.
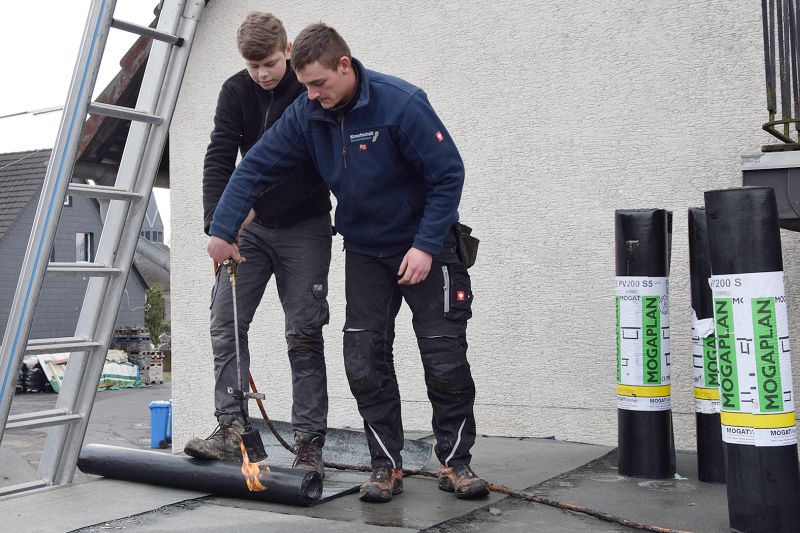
[762,0,800,143]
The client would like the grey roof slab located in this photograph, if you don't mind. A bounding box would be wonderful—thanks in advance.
[202,476,505,530]
[73,501,414,533]
[487,448,729,533]
[427,435,615,490]
[198,436,614,530]
[424,500,640,532]
[0,478,208,533]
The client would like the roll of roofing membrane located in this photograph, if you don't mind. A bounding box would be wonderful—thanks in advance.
[688,207,725,484]
[614,208,676,479]
[78,443,322,506]
[705,187,800,533]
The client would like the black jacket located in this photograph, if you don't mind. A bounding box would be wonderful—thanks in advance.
[202,62,330,234]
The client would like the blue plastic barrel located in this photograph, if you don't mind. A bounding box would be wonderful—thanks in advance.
[149,400,172,448]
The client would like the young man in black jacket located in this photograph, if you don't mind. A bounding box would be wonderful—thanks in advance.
[184,12,332,476]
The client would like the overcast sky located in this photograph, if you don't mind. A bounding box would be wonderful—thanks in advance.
[0,1,171,242]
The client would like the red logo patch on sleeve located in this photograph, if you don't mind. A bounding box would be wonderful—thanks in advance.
[456,290,466,302]
[359,143,367,151]
[435,130,444,142]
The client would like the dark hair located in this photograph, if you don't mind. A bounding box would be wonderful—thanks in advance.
[291,23,351,71]
[236,12,287,61]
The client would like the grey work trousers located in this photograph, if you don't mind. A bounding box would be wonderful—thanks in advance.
[209,214,332,436]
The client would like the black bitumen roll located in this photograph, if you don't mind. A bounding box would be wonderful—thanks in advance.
[705,187,800,533]
[694,412,725,483]
[615,209,675,479]
[77,444,322,506]
[615,209,670,278]
[688,207,725,484]
[688,208,714,320]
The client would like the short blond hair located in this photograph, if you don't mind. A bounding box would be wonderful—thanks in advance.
[236,12,287,61]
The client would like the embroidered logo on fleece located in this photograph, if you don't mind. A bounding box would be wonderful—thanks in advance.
[349,130,380,143]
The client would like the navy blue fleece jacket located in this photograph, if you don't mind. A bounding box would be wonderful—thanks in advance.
[209,59,464,257]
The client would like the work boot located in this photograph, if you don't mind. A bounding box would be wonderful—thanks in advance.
[292,432,325,477]
[183,420,245,462]
[359,467,403,503]
[438,464,490,499]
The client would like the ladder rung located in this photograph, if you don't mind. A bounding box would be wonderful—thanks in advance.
[6,410,82,430]
[111,18,183,45]
[26,336,101,354]
[68,183,143,202]
[0,480,48,497]
[88,102,163,124]
[47,262,123,277]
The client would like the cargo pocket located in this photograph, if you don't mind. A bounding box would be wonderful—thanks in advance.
[443,263,473,321]
[311,281,328,301]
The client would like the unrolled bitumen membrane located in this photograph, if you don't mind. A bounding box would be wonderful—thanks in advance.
[77,443,322,506]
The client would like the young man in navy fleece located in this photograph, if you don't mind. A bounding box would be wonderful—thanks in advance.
[207,22,489,503]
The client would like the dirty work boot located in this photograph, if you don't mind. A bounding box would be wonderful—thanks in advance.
[438,464,490,499]
[183,420,245,462]
[292,432,325,477]
[359,467,403,503]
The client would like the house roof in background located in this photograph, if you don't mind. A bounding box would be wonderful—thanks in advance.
[76,7,170,186]
[0,149,51,240]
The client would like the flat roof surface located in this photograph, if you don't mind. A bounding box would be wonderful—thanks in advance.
[2,384,731,532]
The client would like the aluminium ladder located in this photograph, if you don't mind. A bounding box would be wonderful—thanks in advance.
[0,0,205,496]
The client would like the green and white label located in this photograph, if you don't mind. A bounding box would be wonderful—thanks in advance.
[692,311,720,414]
[615,276,671,412]
[710,272,796,447]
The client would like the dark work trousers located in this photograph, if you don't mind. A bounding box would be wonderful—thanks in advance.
[210,214,332,437]
[343,234,476,469]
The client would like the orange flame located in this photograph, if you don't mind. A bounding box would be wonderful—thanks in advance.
[239,441,270,492]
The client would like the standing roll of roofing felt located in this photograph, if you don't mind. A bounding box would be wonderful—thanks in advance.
[615,209,676,479]
[77,444,323,506]
[688,208,725,484]
[705,187,800,533]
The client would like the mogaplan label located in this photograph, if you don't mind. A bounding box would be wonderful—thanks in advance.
[752,297,784,412]
[616,296,621,382]
[642,296,661,384]
[715,298,739,411]
[703,334,719,388]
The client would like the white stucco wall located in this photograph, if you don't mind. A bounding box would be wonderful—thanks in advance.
[171,1,800,451]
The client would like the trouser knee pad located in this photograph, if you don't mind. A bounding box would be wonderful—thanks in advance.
[418,336,475,397]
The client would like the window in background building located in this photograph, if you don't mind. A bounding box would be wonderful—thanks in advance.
[76,232,94,262]
[145,231,151,240]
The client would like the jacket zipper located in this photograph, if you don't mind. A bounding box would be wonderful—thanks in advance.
[338,111,348,168]
[259,90,274,136]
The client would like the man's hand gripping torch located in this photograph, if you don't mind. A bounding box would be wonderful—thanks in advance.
[222,259,268,464]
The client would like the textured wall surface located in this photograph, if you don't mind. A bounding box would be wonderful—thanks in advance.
[171,1,800,451]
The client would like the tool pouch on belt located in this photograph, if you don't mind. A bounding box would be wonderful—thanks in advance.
[437,224,478,321]
[453,223,479,269]
[443,262,473,321]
